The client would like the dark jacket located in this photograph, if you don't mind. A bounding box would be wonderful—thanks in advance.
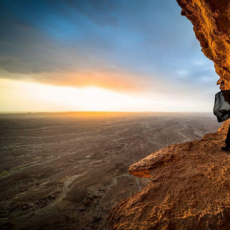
[213,90,230,122]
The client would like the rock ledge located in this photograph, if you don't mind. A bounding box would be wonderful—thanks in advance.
[110,120,230,230]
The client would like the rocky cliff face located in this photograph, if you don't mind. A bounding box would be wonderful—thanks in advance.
[176,0,230,89]
[109,1,230,229]
[110,120,230,229]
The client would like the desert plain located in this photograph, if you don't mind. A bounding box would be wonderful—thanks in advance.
[0,112,221,229]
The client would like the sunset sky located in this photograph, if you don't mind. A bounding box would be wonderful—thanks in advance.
[0,0,219,112]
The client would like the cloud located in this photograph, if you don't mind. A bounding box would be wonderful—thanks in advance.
[0,0,219,101]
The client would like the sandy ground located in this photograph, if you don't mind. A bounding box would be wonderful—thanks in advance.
[0,112,221,229]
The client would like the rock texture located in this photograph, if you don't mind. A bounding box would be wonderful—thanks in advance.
[110,120,230,229]
[176,0,230,89]
[109,1,230,229]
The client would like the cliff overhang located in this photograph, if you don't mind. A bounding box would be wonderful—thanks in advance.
[109,1,230,229]
[177,0,230,89]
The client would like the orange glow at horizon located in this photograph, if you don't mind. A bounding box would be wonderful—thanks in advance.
[0,78,154,112]
[0,78,211,113]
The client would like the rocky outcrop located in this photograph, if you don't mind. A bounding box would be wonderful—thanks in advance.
[176,0,230,89]
[110,120,230,229]
[109,1,230,229]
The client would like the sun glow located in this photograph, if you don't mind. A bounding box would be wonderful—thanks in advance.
[0,78,211,113]
[0,78,155,112]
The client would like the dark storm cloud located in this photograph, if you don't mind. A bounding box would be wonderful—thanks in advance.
[0,0,219,95]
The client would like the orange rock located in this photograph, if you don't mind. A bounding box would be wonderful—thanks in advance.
[177,0,230,90]
[109,1,230,229]
[110,121,230,229]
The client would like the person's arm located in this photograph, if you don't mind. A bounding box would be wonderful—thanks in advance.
[219,110,230,117]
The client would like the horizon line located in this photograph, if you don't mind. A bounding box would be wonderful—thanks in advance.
[0,111,213,115]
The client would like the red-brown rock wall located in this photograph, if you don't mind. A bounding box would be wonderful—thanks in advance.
[177,0,230,89]
[109,1,230,229]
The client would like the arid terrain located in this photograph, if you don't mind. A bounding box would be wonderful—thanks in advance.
[0,112,221,229]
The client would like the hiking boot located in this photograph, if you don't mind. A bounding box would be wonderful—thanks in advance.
[221,144,230,151]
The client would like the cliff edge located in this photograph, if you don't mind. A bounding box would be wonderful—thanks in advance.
[176,0,230,88]
[110,120,230,229]
[109,1,230,229]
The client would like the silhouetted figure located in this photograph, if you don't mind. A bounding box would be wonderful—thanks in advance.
[213,80,230,151]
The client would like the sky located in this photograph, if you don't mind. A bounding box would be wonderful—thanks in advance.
[0,0,220,112]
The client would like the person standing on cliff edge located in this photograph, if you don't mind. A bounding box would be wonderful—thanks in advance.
[214,79,230,151]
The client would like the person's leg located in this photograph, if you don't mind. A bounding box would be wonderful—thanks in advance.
[225,124,230,147]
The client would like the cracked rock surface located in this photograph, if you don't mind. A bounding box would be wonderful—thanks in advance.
[110,120,230,230]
